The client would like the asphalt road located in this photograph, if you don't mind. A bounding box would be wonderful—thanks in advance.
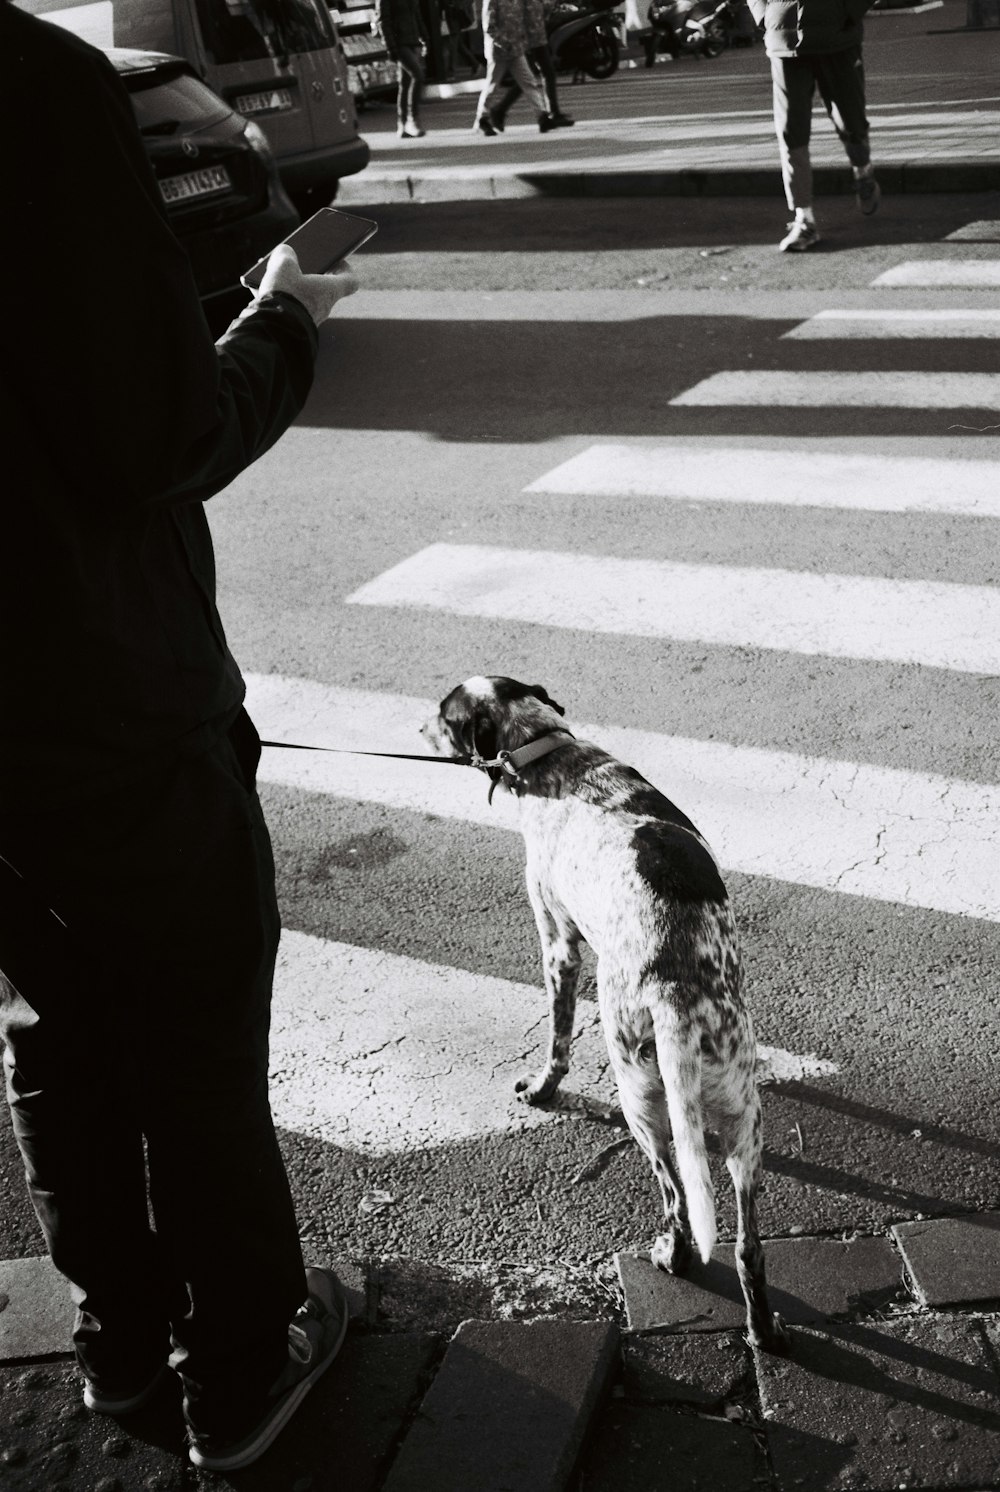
[3,192,999,1320]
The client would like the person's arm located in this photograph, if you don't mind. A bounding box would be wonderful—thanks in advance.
[0,13,351,513]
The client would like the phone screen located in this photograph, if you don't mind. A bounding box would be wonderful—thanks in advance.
[242,208,378,290]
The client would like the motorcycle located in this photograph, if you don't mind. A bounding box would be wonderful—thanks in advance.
[644,0,743,59]
[546,0,622,79]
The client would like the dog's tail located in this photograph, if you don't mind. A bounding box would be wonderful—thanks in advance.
[652,1006,717,1263]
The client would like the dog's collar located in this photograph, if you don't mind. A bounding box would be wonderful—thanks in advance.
[471,730,575,803]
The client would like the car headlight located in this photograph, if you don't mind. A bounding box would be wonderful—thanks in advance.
[242,120,272,157]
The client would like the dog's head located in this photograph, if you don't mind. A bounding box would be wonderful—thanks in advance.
[421,676,566,762]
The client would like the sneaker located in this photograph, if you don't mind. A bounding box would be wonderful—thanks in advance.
[856,171,881,215]
[778,217,820,252]
[187,1269,348,1473]
[83,1363,171,1415]
[397,121,426,138]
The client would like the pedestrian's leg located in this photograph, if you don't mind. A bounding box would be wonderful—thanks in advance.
[394,44,426,135]
[771,55,821,250]
[508,49,550,125]
[815,46,880,213]
[474,35,506,131]
[531,43,573,125]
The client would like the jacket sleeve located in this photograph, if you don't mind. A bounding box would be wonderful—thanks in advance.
[0,14,318,516]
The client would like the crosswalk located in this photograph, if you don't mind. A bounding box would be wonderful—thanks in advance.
[252,223,999,1155]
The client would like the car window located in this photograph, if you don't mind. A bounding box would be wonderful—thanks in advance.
[126,69,232,132]
[193,0,336,63]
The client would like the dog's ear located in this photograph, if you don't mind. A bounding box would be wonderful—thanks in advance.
[528,684,565,718]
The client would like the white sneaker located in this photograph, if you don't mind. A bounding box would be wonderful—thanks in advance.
[778,217,820,252]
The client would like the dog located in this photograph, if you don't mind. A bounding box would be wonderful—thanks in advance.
[421,675,788,1353]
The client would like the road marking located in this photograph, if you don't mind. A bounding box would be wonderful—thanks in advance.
[783,309,1000,339]
[945,222,1000,242]
[523,441,1000,517]
[871,261,1000,288]
[247,673,1000,922]
[669,371,1000,408]
[344,542,1000,674]
[268,929,837,1153]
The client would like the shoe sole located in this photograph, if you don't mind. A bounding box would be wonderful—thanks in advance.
[187,1278,349,1472]
[83,1363,171,1415]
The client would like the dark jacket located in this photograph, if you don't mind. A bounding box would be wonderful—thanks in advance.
[376,0,423,53]
[747,0,872,55]
[0,9,319,806]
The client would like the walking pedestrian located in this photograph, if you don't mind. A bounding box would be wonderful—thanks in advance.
[377,0,428,136]
[487,0,574,131]
[747,0,880,251]
[0,4,359,1473]
[474,0,556,134]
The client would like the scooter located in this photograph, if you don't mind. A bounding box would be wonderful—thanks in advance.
[547,0,622,79]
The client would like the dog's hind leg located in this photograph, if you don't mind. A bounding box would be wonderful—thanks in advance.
[515,874,583,1105]
[606,1033,693,1275]
[721,1093,790,1354]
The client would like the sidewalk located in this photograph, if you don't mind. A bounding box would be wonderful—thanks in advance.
[3,1216,1000,1490]
[338,0,1000,203]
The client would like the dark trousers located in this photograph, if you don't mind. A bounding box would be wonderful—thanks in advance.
[770,47,871,210]
[392,43,425,125]
[0,711,305,1440]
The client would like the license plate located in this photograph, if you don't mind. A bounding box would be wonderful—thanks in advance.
[159,166,232,205]
[233,88,294,114]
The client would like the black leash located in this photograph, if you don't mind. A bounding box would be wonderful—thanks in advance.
[259,741,474,766]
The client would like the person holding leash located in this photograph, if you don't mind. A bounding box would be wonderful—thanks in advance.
[0,4,358,1473]
[748,0,880,251]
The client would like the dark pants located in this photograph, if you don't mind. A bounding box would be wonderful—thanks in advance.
[391,43,425,126]
[770,47,871,210]
[0,711,305,1440]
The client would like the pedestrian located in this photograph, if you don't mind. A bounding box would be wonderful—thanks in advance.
[486,0,574,131]
[377,0,427,136]
[474,0,557,134]
[747,0,880,251]
[0,4,358,1474]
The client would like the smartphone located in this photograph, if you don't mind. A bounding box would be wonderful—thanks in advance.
[242,207,378,290]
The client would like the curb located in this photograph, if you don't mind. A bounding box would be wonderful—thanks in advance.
[337,158,1000,203]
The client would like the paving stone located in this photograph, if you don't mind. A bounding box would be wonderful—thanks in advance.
[893,1215,1000,1307]
[580,1401,764,1491]
[0,1256,75,1361]
[755,1316,1000,1491]
[621,1332,752,1406]
[617,1235,901,1334]
[381,1318,618,1492]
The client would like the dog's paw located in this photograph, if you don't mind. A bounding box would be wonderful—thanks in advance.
[650,1229,691,1276]
[514,1071,560,1106]
[749,1312,792,1356]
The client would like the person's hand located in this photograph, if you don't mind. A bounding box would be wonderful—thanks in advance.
[254,241,358,326]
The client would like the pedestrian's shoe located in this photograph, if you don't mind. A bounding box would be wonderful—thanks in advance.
[855,170,881,215]
[538,112,557,133]
[474,114,498,136]
[187,1268,349,1473]
[83,1363,172,1416]
[487,106,506,132]
[397,120,426,138]
[778,217,820,252]
[550,110,575,127]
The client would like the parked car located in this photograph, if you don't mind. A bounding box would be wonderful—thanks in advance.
[108,46,299,302]
[111,0,370,210]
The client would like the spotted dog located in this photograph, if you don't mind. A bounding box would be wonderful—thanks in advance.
[422,676,788,1353]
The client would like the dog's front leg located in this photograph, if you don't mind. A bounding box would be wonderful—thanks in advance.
[516,873,582,1106]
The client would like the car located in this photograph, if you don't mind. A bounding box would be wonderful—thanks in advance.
[108,46,300,303]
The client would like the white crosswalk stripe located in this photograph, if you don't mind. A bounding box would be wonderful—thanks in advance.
[782,309,1000,339]
[669,371,1000,408]
[945,222,1000,242]
[871,260,1000,288]
[268,930,839,1153]
[523,439,1000,517]
[248,674,1000,924]
[344,542,1000,674]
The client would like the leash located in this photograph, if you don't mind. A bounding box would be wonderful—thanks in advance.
[259,730,574,803]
